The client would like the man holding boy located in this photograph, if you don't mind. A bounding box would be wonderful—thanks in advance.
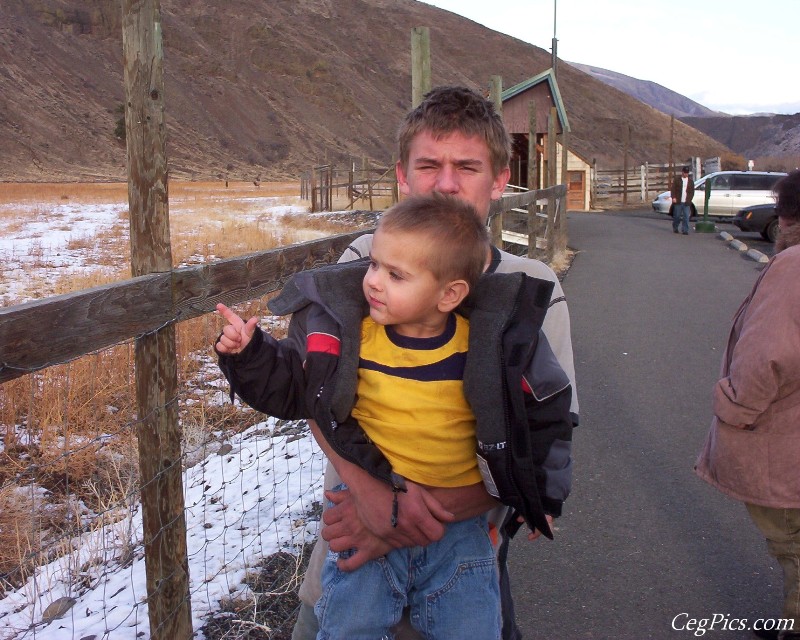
[291,85,579,640]
[220,194,546,637]
[213,84,578,639]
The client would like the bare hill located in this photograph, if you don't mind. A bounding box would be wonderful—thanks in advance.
[568,62,800,169]
[0,0,732,183]
[680,114,800,171]
[567,63,722,119]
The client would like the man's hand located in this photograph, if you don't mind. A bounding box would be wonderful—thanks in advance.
[323,480,454,550]
[321,489,394,571]
[521,513,554,541]
[215,303,259,355]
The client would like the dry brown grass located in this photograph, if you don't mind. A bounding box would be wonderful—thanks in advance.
[0,181,385,302]
[0,310,259,587]
[0,182,129,204]
[0,485,37,592]
[0,181,322,305]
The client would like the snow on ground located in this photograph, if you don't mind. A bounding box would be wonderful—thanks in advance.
[0,200,128,305]
[0,419,324,639]
[0,190,312,306]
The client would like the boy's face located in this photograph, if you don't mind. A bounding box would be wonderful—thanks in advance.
[363,228,452,338]
[396,130,510,224]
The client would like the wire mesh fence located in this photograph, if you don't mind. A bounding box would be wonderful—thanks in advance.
[0,310,325,639]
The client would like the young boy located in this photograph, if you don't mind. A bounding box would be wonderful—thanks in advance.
[216,193,573,639]
[217,194,502,638]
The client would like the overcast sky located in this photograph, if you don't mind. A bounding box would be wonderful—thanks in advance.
[421,0,798,116]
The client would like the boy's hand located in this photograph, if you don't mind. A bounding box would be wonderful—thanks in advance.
[522,513,554,541]
[215,303,259,355]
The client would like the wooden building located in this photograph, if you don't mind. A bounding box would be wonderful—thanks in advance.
[502,69,591,210]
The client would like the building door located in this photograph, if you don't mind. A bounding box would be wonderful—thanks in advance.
[567,171,585,209]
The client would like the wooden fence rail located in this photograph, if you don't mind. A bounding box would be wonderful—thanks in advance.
[593,162,678,203]
[300,164,398,212]
[0,231,365,385]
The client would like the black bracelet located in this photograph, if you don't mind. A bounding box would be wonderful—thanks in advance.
[391,486,400,528]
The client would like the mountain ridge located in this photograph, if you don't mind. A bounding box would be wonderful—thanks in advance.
[569,62,800,169]
[567,62,724,119]
[0,0,735,183]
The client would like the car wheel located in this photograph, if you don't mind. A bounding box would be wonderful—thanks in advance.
[763,218,779,243]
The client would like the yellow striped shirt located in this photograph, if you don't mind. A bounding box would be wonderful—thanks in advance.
[351,313,480,487]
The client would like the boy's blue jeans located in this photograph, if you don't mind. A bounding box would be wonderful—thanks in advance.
[315,487,501,640]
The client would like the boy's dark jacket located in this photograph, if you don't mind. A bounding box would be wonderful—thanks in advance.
[217,260,573,539]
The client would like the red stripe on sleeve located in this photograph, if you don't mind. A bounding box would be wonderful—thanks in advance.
[521,377,533,395]
[307,333,341,356]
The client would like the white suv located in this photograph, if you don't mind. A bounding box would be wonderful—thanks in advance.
[652,171,786,218]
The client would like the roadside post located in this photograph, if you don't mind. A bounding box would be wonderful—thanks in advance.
[695,179,716,233]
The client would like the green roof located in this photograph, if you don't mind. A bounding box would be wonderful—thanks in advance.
[502,68,570,133]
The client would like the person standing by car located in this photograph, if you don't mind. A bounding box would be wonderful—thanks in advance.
[671,166,695,234]
[695,170,800,640]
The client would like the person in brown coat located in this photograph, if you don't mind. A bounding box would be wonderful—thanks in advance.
[696,170,800,640]
[671,166,695,234]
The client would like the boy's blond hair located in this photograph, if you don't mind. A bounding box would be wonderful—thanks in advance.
[377,193,489,290]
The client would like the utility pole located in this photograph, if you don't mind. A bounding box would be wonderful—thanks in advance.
[411,27,431,108]
[551,0,558,77]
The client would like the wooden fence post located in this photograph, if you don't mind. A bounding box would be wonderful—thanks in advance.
[556,128,569,252]
[348,160,354,208]
[489,75,503,115]
[489,76,503,247]
[411,27,431,108]
[545,107,558,262]
[527,100,542,259]
[623,123,630,205]
[325,164,332,211]
[311,166,318,212]
[640,163,647,202]
[121,2,191,638]
[391,154,399,204]
[365,157,374,210]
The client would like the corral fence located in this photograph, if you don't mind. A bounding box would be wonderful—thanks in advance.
[592,162,681,206]
[0,185,564,639]
[591,157,720,207]
[299,163,399,213]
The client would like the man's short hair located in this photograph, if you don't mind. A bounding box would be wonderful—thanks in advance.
[397,86,512,178]
[377,193,489,290]
[682,166,690,174]
[775,170,800,220]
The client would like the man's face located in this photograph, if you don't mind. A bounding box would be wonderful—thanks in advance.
[396,130,510,224]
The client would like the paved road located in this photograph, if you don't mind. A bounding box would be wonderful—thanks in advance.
[510,210,781,640]
[654,210,776,257]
